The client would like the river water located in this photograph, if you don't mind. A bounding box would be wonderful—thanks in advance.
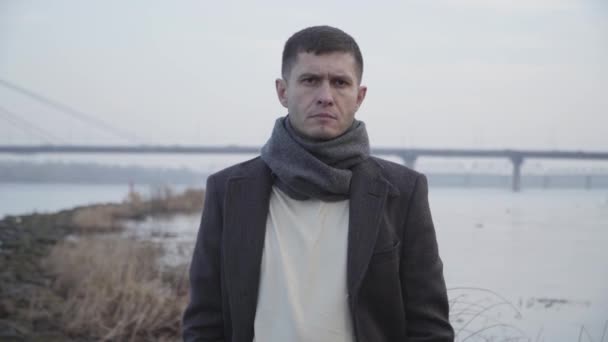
[2,183,607,341]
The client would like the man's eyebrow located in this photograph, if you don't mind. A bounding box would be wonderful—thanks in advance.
[297,72,322,79]
[298,72,353,81]
[330,73,353,80]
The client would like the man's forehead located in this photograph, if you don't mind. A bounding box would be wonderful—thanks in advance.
[291,52,358,77]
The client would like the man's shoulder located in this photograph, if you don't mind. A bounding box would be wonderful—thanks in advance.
[369,156,425,194]
[371,156,421,179]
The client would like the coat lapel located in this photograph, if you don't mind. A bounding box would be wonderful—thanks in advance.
[347,159,391,296]
[223,160,273,340]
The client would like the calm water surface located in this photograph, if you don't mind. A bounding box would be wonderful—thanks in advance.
[3,183,607,341]
[431,189,608,341]
[0,182,132,218]
[0,182,190,218]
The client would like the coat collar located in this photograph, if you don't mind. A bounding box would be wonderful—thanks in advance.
[222,157,396,339]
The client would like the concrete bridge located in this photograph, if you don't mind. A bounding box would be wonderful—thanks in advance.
[2,145,608,192]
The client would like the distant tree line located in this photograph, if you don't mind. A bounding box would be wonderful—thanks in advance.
[0,161,208,185]
[1,160,607,189]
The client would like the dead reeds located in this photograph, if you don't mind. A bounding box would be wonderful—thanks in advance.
[69,187,204,234]
[70,204,131,233]
[43,237,189,341]
[449,287,527,341]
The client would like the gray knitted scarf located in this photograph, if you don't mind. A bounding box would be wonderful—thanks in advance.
[260,116,370,201]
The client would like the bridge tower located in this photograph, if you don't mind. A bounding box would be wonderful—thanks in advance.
[399,153,418,170]
[510,154,524,192]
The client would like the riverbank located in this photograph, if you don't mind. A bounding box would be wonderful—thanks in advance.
[0,188,203,341]
[2,186,606,341]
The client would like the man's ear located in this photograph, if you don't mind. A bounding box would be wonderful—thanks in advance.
[275,78,288,108]
[356,85,367,109]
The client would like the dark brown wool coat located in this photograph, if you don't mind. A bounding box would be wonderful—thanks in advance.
[183,156,454,342]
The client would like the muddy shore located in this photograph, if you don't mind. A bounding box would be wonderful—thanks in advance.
[1,209,84,341]
[0,189,203,341]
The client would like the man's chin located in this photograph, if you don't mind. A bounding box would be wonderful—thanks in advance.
[304,127,344,141]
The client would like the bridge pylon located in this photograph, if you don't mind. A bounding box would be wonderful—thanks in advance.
[510,154,524,192]
[399,153,418,170]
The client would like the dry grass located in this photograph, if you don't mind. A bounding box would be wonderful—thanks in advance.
[70,204,131,233]
[43,237,189,341]
[145,186,204,214]
[70,187,204,234]
[449,287,527,341]
[39,186,203,339]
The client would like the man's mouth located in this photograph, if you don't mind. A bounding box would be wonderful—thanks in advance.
[310,113,336,119]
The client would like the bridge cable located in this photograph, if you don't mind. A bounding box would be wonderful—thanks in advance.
[0,78,141,143]
[0,114,54,143]
[0,105,64,143]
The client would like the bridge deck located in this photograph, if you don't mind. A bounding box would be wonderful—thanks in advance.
[2,145,607,192]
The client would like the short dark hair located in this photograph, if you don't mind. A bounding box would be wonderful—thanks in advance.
[281,25,364,82]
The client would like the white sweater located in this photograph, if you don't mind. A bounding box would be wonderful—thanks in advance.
[253,186,354,342]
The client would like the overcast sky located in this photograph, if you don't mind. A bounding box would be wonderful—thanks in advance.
[1,0,607,152]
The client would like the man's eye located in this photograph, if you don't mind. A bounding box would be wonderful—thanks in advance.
[302,78,317,85]
[334,79,348,87]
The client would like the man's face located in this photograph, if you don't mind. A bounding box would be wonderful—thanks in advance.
[276,52,367,140]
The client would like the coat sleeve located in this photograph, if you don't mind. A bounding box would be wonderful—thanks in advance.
[400,174,454,341]
[182,175,225,341]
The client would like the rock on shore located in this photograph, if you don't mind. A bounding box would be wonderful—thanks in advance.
[0,210,77,341]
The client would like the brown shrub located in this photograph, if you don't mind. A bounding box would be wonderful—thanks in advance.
[144,186,204,214]
[70,187,204,234]
[70,204,129,233]
[43,237,189,341]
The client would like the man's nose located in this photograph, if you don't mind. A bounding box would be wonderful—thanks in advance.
[316,82,334,106]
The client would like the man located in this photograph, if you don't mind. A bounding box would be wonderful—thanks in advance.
[183,25,454,342]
